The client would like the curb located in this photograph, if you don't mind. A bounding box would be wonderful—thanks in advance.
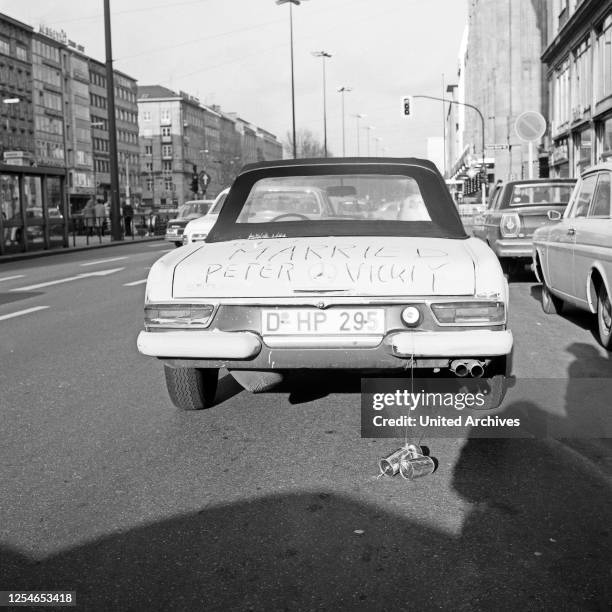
[0,236,164,264]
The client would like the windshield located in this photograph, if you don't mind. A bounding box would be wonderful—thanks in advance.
[208,163,465,242]
[210,193,228,215]
[177,201,211,218]
[507,183,574,207]
[235,175,431,224]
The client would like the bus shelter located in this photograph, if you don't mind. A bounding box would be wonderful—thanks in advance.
[0,164,68,256]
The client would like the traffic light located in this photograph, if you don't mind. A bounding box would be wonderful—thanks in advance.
[191,174,199,194]
[402,96,412,117]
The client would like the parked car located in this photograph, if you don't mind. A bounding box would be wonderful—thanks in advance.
[533,163,612,349]
[165,199,214,247]
[137,158,513,411]
[236,185,336,223]
[472,178,576,276]
[182,188,229,245]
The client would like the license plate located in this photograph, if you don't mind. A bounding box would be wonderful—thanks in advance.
[261,308,385,335]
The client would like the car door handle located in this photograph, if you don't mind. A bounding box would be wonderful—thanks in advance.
[567,228,576,236]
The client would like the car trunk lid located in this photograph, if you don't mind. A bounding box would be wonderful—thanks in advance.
[172,237,476,298]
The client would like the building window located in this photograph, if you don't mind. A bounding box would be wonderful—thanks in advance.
[572,38,591,118]
[160,109,171,123]
[162,160,172,172]
[15,44,28,62]
[552,58,571,133]
[145,144,153,155]
[601,116,612,160]
[574,127,592,173]
[142,111,151,122]
[145,161,153,171]
[42,91,63,112]
[0,36,9,56]
[162,144,173,157]
[161,126,171,137]
[164,178,173,191]
[597,15,612,101]
[146,178,153,191]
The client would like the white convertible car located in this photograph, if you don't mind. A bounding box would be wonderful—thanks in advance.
[138,158,513,410]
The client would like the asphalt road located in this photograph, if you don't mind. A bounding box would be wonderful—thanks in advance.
[0,243,610,611]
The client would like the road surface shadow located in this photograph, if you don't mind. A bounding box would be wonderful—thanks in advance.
[212,372,244,407]
[1,441,610,611]
[499,341,612,477]
[0,291,44,306]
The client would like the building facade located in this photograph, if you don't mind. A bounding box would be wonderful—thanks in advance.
[446,0,548,192]
[0,13,34,163]
[138,86,283,207]
[88,58,139,206]
[543,0,612,177]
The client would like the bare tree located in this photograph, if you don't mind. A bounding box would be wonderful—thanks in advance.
[284,129,332,158]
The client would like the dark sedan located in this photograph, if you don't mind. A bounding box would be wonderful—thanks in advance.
[472,178,576,277]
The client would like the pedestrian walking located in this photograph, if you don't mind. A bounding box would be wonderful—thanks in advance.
[94,199,107,237]
[82,198,95,237]
[123,202,134,236]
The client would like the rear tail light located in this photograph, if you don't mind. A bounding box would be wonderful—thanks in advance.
[431,302,505,324]
[144,304,214,329]
[500,212,521,237]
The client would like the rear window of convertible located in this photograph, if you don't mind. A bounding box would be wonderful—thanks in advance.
[207,166,467,241]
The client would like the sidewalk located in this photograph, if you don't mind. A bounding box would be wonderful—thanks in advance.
[0,233,164,264]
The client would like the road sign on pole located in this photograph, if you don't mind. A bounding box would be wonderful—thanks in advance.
[515,111,546,179]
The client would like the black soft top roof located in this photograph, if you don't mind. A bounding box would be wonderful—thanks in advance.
[206,157,468,242]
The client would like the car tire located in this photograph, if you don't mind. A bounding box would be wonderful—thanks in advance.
[541,283,563,315]
[164,366,219,410]
[174,242,183,248]
[596,285,612,350]
[500,258,512,281]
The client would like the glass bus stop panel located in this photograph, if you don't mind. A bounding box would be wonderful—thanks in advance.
[0,174,23,254]
[24,176,44,251]
[46,176,65,248]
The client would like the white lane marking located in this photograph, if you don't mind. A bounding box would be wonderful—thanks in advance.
[80,256,128,267]
[147,243,167,248]
[0,305,49,321]
[123,279,147,286]
[160,249,173,253]
[10,267,125,292]
[0,275,25,283]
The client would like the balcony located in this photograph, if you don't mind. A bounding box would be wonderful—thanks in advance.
[161,134,172,143]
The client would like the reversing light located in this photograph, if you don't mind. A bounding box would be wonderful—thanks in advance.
[431,302,505,324]
[144,304,214,329]
[500,212,521,237]
[401,305,421,326]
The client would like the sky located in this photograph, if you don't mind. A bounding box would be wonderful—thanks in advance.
[4,0,468,159]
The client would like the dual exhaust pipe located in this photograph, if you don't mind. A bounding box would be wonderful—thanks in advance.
[450,359,485,378]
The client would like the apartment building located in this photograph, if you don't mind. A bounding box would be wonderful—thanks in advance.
[138,86,283,206]
[543,0,612,177]
[88,58,139,204]
[446,0,548,191]
[0,13,34,162]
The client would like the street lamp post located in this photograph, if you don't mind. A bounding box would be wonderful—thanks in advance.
[352,113,365,156]
[412,94,487,206]
[362,125,375,156]
[374,136,382,156]
[337,86,352,157]
[276,0,308,159]
[312,50,332,157]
